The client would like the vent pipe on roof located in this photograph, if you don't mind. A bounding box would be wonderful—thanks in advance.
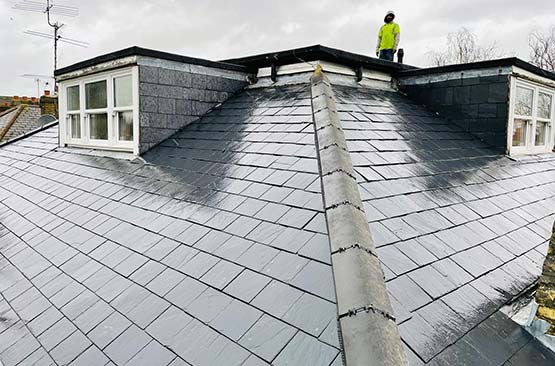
[397,48,404,64]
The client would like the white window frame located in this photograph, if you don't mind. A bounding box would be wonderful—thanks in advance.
[508,76,555,155]
[59,66,140,154]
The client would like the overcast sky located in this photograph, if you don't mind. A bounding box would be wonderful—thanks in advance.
[2,0,555,96]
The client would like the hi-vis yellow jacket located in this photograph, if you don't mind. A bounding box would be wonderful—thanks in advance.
[376,22,400,52]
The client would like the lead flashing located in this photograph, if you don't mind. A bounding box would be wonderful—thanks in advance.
[55,46,247,77]
[310,65,408,366]
[224,44,416,74]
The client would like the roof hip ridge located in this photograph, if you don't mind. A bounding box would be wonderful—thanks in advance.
[0,104,26,141]
[310,65,408,366]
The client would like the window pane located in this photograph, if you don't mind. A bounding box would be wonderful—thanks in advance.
[538,92,552,120]
[85,80,107,109]
[118,111,134,141]
[512,119,528,147]
[114,75,133,107]
[89,114,108,140]
[515,86,533,116]
[535,122,548,146]
[67,86,80,111]
[69,114,81,139]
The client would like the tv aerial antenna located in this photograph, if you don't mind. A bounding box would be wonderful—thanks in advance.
[12,1,88,74]
[21,73,54,97]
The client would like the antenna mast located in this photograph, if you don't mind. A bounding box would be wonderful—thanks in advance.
[13,0,87,77]
[47,0,61,70]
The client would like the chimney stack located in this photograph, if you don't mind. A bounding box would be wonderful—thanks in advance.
[40,92,58,118]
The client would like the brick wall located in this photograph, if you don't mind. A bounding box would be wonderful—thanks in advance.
[137,59,248,154]
[536,222,555,335]
[400,75,510,152]
[40,95,58,118]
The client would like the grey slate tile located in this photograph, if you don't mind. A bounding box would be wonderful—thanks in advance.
[69,345,110,366]
[49,330,91,365]
[73,299,113,334]
[210,299,262,340]
[187,287,233,323]
[239,314,297,362]
[28,306,63,336]
[146,305,192,346]
[224,269,271,302]
[236,242,278,271]
[126,293,170,329]
[0,334,41,366]
[319,318,340,348]
[290,260,335,301]
[104,325,151,365]
[378,245,418,275]
[451,245,503,277]
[88,311,131,349]
[409,265,458,299]
[387,275,432,312]
[37,317,76,351]
[165,276,207,311]
[125,340,176,366]
[251,280,304,318]
[283,293,335,337]
[272,331,338,366]
[242,354,272,366]
[146,268,186,297]
[262,251,308,283]
[200,260,243,289]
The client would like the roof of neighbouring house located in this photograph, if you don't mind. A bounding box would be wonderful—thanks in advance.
[0,104,45,143]
[1,46,555,366]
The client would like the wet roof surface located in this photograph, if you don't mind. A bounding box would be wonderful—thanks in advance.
[0,84,340,366]
[332,83,555,364]
[1,75,555,365]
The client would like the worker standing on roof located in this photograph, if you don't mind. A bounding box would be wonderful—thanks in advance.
[376,10,400,61]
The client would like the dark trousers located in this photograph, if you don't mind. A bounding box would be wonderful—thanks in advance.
[379,49,394,61]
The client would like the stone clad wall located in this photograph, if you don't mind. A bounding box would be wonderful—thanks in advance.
[536,222,555,335]
[137,58,248,154]
[399,74,510,152]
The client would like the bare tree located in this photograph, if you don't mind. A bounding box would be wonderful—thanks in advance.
[529,27,555,72]
[428,27,501,66]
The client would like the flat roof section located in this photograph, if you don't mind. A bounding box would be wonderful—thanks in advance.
[54,46,248,77]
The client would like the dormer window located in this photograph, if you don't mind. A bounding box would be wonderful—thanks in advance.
[59,67,138,153]
[509,78,554,155]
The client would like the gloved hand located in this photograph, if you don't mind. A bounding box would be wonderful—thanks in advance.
[376,51,379,57]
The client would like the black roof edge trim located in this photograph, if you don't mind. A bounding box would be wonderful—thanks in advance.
[54,46,248,77]
[221,44,418,74]
[399,57,555,81]
[0,120,59,148]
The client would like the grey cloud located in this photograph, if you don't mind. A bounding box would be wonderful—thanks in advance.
[1,0,555,95]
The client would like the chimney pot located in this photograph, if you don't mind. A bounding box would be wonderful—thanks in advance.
[44,90,51,96]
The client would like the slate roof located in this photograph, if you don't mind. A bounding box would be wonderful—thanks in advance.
[330,83,555,363]
[0,84,341,366]
[0,105,43,143]
[1,65,555,365]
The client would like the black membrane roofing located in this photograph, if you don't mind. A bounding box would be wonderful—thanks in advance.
[3,53,555,365]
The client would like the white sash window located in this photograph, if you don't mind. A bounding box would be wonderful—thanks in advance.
[59,66,139,153]
[509,78,555,155]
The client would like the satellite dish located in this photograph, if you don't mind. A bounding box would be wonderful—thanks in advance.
[38,114,57,126]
